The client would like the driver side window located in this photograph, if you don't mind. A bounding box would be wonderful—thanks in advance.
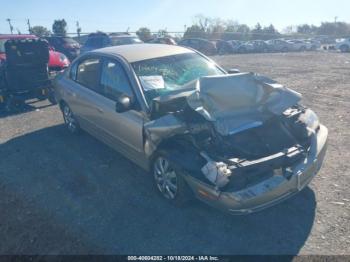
[100,59,134,100]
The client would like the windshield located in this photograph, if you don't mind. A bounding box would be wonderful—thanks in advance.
[132,52,224,102]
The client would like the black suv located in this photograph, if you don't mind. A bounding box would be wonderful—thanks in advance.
[44,36,80,61]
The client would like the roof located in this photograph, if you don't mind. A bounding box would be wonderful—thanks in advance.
[93,44,194,63]
[0,34,36,40]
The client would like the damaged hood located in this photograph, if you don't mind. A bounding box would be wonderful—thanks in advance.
[187,72,301,121]
[144,72,302,155]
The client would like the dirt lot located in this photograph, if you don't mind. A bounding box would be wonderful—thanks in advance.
[0,51,349,255]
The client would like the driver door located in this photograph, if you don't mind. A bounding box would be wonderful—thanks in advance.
[94,57,145,164]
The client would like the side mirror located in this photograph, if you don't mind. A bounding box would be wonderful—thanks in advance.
[115,94,132,113]
[228,68,240,74]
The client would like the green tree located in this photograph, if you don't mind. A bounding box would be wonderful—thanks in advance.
[136,27,152,41]
[297,24,313,34]
[52,19,67,36]
[317,22,350,36]
[251,23,263,39]
[261,24,280,40]
[183,25,206,39]
[30,25,51,37]
[226,24,251,40]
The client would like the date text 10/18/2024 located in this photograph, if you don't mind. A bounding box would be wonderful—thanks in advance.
[127,256,219,261]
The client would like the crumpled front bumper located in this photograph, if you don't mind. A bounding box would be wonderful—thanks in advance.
[185,124,328,214]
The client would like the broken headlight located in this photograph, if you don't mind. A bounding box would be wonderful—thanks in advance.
[200,152,232,188]
[299,109,320,131]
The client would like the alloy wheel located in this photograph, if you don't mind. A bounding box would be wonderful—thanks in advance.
[63,105,77,133]
[153,157,178,200]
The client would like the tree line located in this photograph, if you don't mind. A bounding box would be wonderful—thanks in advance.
[26,16,350,42]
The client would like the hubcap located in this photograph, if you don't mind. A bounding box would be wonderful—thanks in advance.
[63,106,76,132]
[154,157,178,200]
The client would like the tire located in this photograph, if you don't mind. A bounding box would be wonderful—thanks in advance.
[218,47,226,55]
[340,45,350,53]
[47,90,57,105]
[152,154,193,206]
[238,47,246,53]
[299,46,306,52]
[61,102,80,134]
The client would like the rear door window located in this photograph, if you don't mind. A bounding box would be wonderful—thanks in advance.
[76,58,102,92]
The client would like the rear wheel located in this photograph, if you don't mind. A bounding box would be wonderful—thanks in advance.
[62,102,80,134]
[47,89,57,105]
[152,154,192,206]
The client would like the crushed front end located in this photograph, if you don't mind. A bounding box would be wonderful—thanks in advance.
[144,73,328,214]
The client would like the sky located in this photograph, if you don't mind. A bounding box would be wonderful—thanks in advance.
[0,0,349,34]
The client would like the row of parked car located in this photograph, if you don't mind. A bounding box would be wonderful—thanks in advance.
[0,31,349,111]
[77,32,326,56]
[177,38,324,56]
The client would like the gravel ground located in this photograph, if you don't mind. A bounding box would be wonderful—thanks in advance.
[0,51,349,255]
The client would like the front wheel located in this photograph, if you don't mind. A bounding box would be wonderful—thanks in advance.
[152,155,192,206]
[340,45,350,53]
[62,103,80,134]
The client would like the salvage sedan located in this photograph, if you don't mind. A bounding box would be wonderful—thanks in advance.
[53,44,328,214]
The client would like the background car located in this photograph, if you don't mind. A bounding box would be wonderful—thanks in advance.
[302,39,321,51]
[148,37,177,45]
[335,38,350,52]
[1,38,56,109]
[227,40,246,53]
[0,34,70,72]
[44,36,80,61]
[286,39,309,51]
[249,40,270,53]
[178,38,217,55]
[81,32,143,53]
[265,39,293,52]
[211,40,235,54]
[238,41,254,53]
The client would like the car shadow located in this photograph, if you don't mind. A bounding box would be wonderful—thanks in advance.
[0,99,53,118]
[0,124,316,255]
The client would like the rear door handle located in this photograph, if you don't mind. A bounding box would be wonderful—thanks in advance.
[65,90,76,97]
[96,107,104,113]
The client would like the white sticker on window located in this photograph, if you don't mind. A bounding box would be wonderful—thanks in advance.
[140,75,165,91]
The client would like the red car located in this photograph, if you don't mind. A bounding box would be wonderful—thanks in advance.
[0,34,70,71]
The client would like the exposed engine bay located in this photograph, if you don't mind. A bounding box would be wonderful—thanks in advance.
[144,73,320,190]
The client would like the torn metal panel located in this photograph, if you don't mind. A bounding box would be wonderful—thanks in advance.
[144,114,187,156]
